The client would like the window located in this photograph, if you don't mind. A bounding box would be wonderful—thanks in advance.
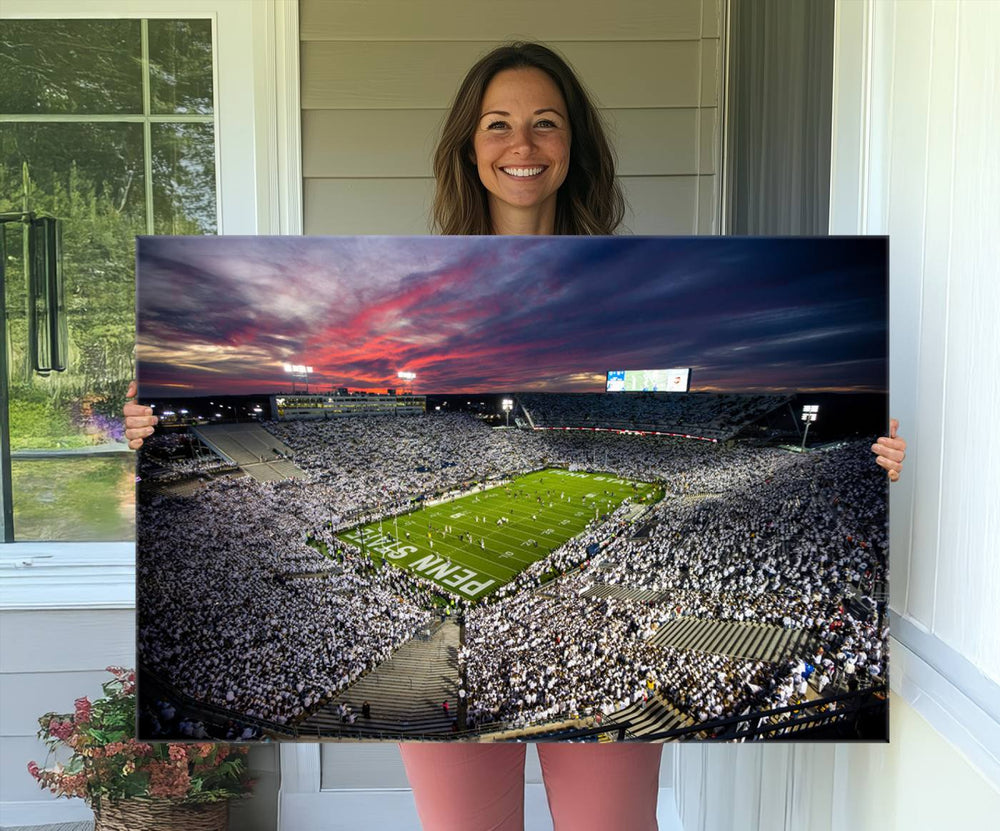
[0,1,299,556]
[1,18,217,541]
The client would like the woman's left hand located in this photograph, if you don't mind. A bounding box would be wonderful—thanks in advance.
[872,418,907,482]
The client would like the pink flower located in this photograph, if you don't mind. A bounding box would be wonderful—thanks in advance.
[168,744,188,762]
[48,719,75,741]
[127,739,153,757]
[148,760,190,799]
[27,761,40,780]
[187,742,217,762]
[74,697,92,724]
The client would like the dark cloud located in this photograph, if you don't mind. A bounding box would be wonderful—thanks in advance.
[137,236,887,396]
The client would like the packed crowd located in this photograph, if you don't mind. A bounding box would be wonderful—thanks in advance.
[518,392,791,439]
[138,477,435,725]
[460,440,885,727]
[137,407,886,732]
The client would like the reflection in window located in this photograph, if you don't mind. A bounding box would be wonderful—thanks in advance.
[152,123,217,235]
[148,19,215,115]
[0,20,143,115]
[0,19,216,541]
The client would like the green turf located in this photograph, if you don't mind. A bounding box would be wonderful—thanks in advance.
[337,469,660,601]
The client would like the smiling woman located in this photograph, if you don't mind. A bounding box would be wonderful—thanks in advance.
[432,42,624,236]
[472,67,571,234]
[402,42,664,831]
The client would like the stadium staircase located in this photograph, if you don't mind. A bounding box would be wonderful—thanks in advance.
[650,616,817,664]
[297,618,462,737]
[604,691,694,740]
[582,583,672,603]
[192,423,306,483]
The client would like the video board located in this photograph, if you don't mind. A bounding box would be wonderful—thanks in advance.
[606,368,690,393]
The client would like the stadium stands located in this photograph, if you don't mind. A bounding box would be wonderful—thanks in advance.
[136,396,887,740]
[517,392,791,439]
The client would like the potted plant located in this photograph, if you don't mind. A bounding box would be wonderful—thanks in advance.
[28,666,254,830]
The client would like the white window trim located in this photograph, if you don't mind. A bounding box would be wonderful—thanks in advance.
[1,0,301,236]
[0,542,134,609]
[0,0,302,608]
[890,618,1000,788]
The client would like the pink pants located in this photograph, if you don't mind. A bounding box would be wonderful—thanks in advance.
[399,743,661,831]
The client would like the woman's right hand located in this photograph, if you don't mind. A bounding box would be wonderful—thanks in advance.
[123,380,157,450]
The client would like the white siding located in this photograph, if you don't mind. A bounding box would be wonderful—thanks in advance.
[300,0,723,236]
[300,0,705,42]
[0,610,135,806]
[841,0,1000,681]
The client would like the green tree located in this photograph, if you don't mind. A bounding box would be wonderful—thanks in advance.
[2,18,215,449]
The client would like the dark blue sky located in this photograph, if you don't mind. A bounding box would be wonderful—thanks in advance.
[137,235,887,396]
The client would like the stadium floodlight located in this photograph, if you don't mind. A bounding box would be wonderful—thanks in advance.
[397,370,416,395]
[800,404,820,451]
[284,362,314,393]
[502,398,514,428]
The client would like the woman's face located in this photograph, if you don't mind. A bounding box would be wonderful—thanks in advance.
[472,67,571,227]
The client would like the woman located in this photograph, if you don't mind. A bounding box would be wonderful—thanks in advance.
[124,42,906,831]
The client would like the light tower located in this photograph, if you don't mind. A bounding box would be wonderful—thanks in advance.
[397,370,416,395]
[283,363,313,393]
[800,404,819,451]
[502,398,514,428]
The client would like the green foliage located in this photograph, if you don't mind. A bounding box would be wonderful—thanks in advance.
[28,668,254,808]
[2,150,139,445]
[3,19,217,454]
[0,20,143,115]
[11,454,134,541]
[6,393,86,449]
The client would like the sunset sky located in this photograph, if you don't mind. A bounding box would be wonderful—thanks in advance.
[136,235,887,397]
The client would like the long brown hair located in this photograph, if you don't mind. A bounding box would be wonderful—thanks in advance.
[432,42,625,235]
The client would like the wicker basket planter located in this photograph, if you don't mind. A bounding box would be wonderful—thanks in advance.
[93,798,228,831]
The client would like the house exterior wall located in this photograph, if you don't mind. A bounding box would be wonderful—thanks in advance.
[299,0,723,235]
[675,0,1000,826]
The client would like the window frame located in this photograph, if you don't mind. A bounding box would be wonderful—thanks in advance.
[0,0,301,608]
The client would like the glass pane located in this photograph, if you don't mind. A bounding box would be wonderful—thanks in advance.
[148,19,215,115]
[151,123,217,234]
[1,17,219,544]
[11,456,135,541]
[2,122,144,541]
[0,20,142,114]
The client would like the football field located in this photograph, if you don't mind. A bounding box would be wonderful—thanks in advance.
[338,469,660,601]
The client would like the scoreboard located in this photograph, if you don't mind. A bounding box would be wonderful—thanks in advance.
[606,368,690,393]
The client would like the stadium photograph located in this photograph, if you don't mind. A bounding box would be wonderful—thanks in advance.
[135,235,889,743]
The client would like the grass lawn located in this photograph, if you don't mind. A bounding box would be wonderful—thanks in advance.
[337,469,660,601]
[11,455,136,540]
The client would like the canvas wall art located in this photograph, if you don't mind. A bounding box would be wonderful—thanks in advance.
[136,235,889,742]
